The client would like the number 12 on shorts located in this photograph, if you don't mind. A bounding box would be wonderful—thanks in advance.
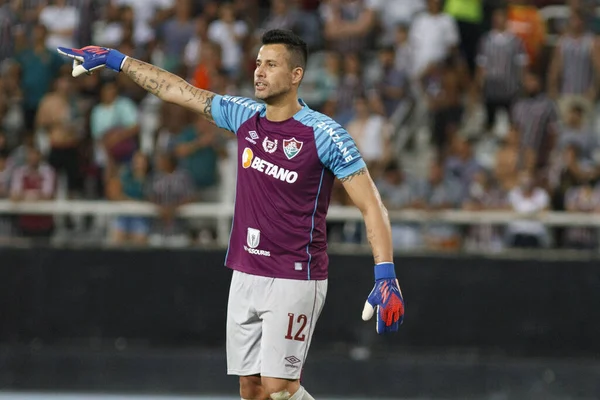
[285,313,307,341]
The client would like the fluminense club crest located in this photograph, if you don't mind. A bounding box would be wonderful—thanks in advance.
[283,138,303,160]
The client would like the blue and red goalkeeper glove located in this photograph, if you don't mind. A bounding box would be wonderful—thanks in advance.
[362,262,405,334]
[56,46,127,77]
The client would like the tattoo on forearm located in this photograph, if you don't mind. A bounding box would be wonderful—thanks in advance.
[339,167,367,183]
[123,58,215,122]
[367,228,382,263]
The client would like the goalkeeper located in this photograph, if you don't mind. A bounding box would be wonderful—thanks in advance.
[57,29,404,400]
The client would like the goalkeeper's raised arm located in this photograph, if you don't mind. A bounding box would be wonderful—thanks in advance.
[57,46,216,123]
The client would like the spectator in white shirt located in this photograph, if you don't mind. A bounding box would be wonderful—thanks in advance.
[409,0,460,79]
[207,3,248,79]
[39,0,79,50]
[507,170,550,248]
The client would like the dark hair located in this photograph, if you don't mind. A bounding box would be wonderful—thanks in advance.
[261,29,308,70]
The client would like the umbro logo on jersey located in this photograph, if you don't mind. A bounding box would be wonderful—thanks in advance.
[283,138,303,160]
[263,137,278,153]
[245,130,259,144]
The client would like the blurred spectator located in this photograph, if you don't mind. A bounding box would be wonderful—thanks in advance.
[183,16,210,70]
[258,0,322,50]
[94,3,131,48]
[0,149,12,237]
[549,143,596,214]
[369,46,410,118]
[422,57,467,156]
[9,130,36,168]
[207,3,248,79]
[368,0,425,46]
[12,24,65,131]
[409,0,460,79]
[90,79,140,183]
[321,0,376,55]
[376,159,423,250]
[155,103,189,153]
[148,151,195,246]
[557,102,598,163]
[113,0,174,48]
[548,9,600,120]
[494,125,535,191]
[511,71,559,172]
[158,0,195,73]
[107,151,151,245]
[346,95,391,178]
[190,40,222,90]
[0,0,21,64]
[333,52,365,126]
[563,178,600,249]
[35,75,84,196]
[506,0,546,72]
[476,7,528,134]
[506,169,550,248]
[39,0,79,51]
[444,0,483,75]
[462,169,508,252]
[445,136,481,196]
[173,114,220,201]
[416,159,462,251]
[10,147,56,240]
[393,23,411,75]
[299,51,340,110]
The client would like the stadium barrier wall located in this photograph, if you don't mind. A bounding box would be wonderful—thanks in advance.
[1,247,598,358]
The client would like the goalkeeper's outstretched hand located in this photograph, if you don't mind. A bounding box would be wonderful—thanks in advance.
[57,46,126,77]
[362,262,405,334]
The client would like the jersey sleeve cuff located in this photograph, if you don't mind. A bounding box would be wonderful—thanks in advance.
[335,158,367,180]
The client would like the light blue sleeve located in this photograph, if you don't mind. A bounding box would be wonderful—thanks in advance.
[210,95,264,134]
[305,113,366,179]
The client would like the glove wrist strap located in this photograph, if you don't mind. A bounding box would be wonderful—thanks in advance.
[374,262,395,280]
[106,50,127,72]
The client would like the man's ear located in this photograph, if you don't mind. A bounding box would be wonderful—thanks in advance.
[292,67,304,85]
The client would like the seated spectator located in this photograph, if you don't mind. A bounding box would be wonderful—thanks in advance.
[90,79,140,183]
[557,102,598,163]
[445,136,481,197]
[494,125,536,192]
[148,152,196,247]
[376,160,423,250]
[506,170,550,248]
[346,95,391,179]
[10,147,56,240]
[414,159,462,251]
[107,151,151,246]
[563,179,600,250]
[173,115,220,201]
[299,51,341,111]
[462,169,508,252]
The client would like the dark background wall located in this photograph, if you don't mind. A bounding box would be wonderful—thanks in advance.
[1,248,599,398]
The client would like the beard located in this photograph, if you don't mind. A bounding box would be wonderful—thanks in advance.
[255,83,291,104]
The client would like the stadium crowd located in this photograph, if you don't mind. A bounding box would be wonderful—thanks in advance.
[0,0,598,252]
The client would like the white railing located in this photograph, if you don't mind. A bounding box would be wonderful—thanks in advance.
[0,200,598,246]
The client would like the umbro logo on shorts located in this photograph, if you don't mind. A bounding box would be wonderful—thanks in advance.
[284,355,301,368]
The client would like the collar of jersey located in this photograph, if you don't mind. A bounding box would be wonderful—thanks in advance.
[259,98,310,121]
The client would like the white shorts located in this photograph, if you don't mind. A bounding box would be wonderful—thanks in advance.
[226,270,327,379]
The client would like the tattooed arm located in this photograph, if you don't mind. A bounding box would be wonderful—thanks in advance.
[121,58,216,121]
[340,167,393,264]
